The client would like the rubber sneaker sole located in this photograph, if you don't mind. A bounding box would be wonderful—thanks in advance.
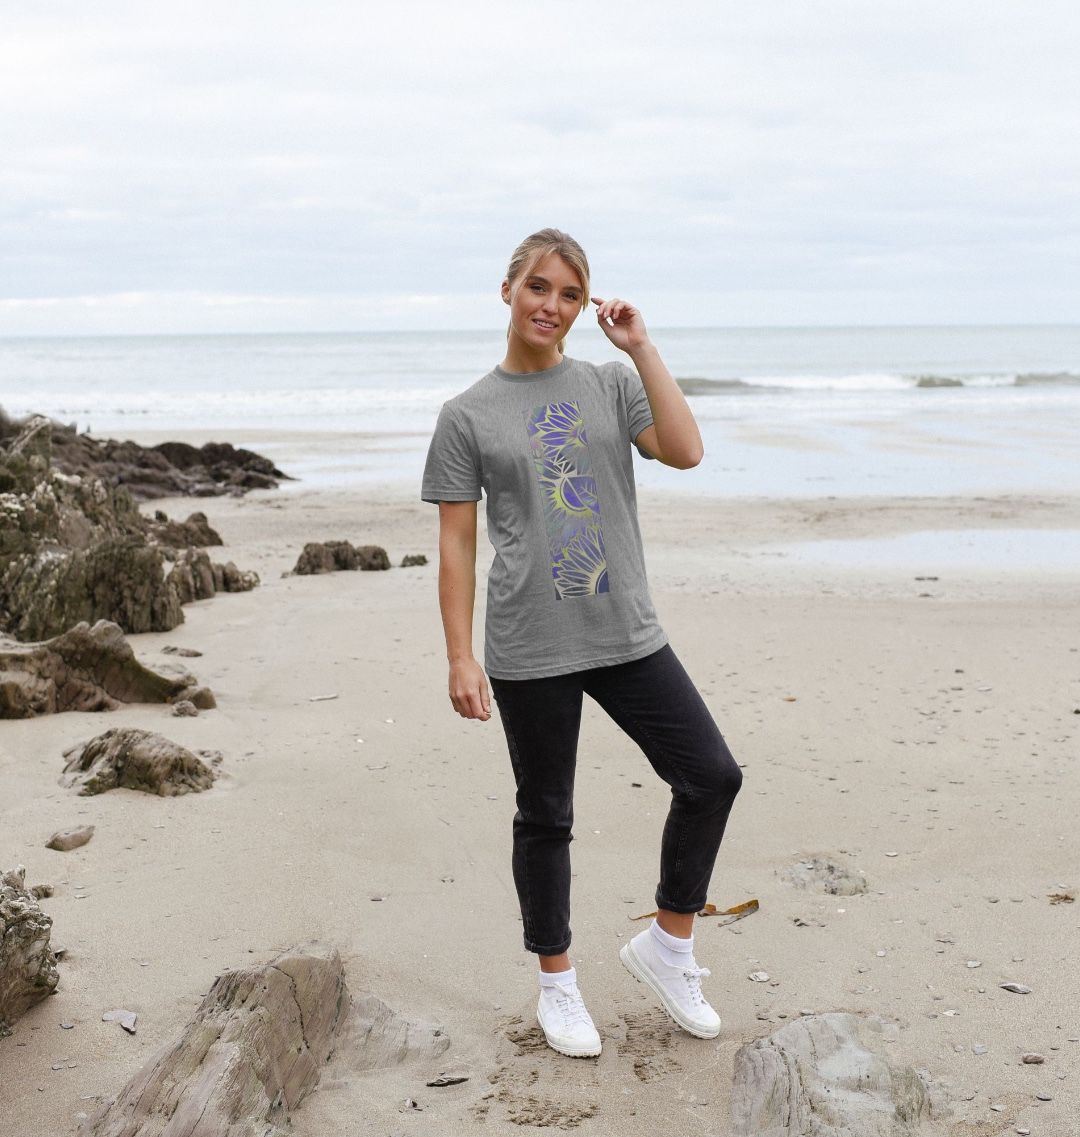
[536,1005,602,1058]
[619,941,721,1039]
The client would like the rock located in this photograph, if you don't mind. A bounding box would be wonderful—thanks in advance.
[1021,1052,1045,1064]
[46,825,95,852]
[781,855,868,896]
[102,1008,138,1034]
[0,409,291,502]
[334,991,450,1073]
[400,554,428,567]
[731,1012,947,1136]
[0,865,60,1037]
[0,414,263,642]
[81,943,349,1137]
[161,645,202,657]
[61,728,219,796]
[171,700,198,717]
[293,541,360,575]
[0,620,210,719]
[292,541,390,575]
[145,510,222,548]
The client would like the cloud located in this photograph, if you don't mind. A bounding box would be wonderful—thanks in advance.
[2,0,1079,332]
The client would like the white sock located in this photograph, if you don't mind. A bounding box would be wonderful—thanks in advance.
[649,920,694,968]
[539,967,576,993]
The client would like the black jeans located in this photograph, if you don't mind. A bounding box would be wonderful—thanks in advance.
[490,643,743,955]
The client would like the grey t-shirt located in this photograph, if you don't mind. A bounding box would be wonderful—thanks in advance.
[421,355,668,680]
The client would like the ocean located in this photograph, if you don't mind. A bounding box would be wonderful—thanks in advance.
[2,324,1079,499]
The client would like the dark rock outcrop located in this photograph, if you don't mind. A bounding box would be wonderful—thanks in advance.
[731,1012,947,1136]
[0,620,212,719]
[292,541,391,575]
[61,727,220,796]
[81,943,350,1137]
[0,414,260,642]
[0,408,290,501]
[0,865,60,1037]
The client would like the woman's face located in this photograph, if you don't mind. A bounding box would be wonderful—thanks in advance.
[502,253,585,353]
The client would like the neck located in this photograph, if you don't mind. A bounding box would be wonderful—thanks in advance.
[500,334,563,374]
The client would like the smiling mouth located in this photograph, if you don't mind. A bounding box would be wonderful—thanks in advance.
[533,319,557,331]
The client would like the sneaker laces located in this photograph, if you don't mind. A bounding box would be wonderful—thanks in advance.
[681,965,711,1007]
[548,983,593,1028]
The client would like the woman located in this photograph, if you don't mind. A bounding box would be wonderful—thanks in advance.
[421,228,742,1058]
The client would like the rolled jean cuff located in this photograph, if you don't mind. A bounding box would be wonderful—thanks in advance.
[654,888,705,916]
[523,932,572,956]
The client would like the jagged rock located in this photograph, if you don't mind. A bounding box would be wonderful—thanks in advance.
[217,560,259,592]
[61,728,220,796]
[145,510,222,548]
[0,865,60,1037]
[334,991,450,1073]
[0,413,264,642]
[781,855,868,896]
[400,554,428,567]
[0,409,290,501]
[167,547,217,604]
[46,825,95,851]
[171,700,199,718]
[3,537,183,643]
[731,1012,947,1136]
[0,619,209,719]
[292,541,390,575]
[81,943,350,1137]
[293,541,360,574]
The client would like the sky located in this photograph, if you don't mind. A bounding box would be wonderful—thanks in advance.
[2,0,1079,335]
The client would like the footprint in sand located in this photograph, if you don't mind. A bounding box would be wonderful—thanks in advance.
[472,1015,601,1128]
[616,1008,681,1082]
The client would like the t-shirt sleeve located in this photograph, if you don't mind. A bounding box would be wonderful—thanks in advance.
[617,362,657,461]
[421,403,483,503]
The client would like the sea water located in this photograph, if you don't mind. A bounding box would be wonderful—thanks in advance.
[2,323,1078,498]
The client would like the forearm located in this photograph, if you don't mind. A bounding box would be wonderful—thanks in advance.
[627,340,703,468]
[438,538,478,663]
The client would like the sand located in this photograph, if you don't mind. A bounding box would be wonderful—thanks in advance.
[2,470,1079,1135]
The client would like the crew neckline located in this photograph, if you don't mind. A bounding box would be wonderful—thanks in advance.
[494,355,572,382]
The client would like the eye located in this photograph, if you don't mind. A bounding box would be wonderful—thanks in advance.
[529,283,545,293]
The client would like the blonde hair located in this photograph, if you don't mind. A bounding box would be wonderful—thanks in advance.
[504,228,590,354]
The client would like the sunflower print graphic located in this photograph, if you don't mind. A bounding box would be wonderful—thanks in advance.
[526,400,609,599]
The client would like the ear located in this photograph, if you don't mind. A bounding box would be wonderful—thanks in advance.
[500,279,511,305]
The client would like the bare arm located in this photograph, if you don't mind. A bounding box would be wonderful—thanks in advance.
[591,296,704,470]
[437,500,491,721]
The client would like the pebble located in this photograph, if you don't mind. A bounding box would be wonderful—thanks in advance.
[60,1022,74,1030]
[1016,1128,1031,1135]
[966,960,982,968]
[1035,1093,1052,1101]
[972,1043,988,1054]
[748,971,770,983]
[1021,1052,1045,1064]
[101,1009,137,1033]
[990,1103,1004,1112]
[1000,982,1033,994]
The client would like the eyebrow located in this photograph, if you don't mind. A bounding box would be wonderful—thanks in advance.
[526,275,582,292]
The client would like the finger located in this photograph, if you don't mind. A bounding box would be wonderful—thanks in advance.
[481,680,491,718]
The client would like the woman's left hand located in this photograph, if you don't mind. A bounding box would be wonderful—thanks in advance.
[591,296,649,353]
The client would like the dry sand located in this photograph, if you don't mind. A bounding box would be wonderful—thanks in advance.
[2,474,1079,1135]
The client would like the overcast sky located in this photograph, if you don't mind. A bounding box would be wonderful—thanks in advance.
[2,1,1079,335]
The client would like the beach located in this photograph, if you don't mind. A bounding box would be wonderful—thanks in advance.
[2,455,1079,1134]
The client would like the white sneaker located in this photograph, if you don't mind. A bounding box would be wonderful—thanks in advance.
[619,928,721,1039]
[536,981,602,1058]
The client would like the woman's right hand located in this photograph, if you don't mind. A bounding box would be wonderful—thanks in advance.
[448,657,492,721]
